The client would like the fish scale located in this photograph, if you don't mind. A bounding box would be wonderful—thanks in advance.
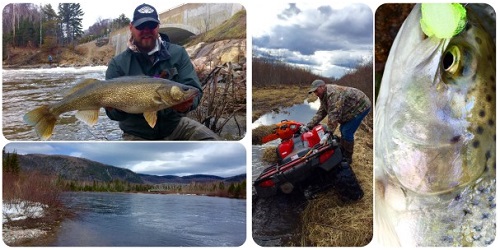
[375,3,495,247]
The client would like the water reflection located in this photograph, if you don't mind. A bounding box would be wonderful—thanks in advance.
[251,101,319,246]
[251,99,320,129]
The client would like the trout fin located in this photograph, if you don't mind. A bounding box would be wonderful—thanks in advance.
[374,180,402,247]
[23,105,58,140]
[65,79,100,96]
[143,111,157,128]
[75,110,99,126]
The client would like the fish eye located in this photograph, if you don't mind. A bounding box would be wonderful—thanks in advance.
[442,46,460,73]
[442,45,476,82]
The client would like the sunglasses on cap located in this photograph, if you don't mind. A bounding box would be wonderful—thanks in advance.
[136,22,158,30]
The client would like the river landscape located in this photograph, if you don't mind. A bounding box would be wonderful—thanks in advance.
[51,192,245,246]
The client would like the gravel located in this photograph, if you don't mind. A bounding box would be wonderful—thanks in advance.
[2,226,47,246]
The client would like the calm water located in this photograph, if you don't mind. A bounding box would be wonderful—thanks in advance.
[1,66,124,141]
[251,100,319,130]
[251,104,317,246]
[51,192,245,247]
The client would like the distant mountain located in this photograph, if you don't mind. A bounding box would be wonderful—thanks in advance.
[15,153,245,184]
[17,154,143,183]
[138,174,224,184]
[222,173,246,182]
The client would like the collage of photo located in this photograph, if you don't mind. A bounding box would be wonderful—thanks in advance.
[1,1,496,248]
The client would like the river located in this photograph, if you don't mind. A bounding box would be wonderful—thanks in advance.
[2,66,244,140]
[2,66,122,141]
[49,192,245,246]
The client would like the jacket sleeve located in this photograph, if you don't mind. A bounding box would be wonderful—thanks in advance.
[104,57,129,121]
[307,103,327,129]
[326,92,344,132]
[175,48,203,113]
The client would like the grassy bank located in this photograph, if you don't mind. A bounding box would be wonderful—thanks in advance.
[2,172,72,246]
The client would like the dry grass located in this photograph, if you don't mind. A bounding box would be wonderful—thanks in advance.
[252,124,277,145]
[300,127,373,246]
[252,85,316,121]
[2,172,63,208]
[2,171,71,245]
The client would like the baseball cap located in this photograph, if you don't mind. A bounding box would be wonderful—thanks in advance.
[132,3,160,27]
[308,79,326,94]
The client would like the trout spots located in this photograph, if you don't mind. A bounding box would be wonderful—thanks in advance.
[475,36,483,45]
[450,135,461,143]
[479,110,486,117]
[476,126,484,134]
[488,119,494,127]
[486,94,492,102]
[472,140,480,148]
[463,208,472,215]
[441,236,454,244]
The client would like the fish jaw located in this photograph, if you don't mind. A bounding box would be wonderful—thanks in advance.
[155,84,199,107]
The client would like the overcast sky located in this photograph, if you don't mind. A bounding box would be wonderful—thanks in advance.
[4,142,246,178]
[251,2,373,79]
[8,1,185,30]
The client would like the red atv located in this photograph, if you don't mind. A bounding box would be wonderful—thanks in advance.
[253,120,364,200]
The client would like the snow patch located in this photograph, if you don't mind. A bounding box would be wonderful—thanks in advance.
[2,200,48,223]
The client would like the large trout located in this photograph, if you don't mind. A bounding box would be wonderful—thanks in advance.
[375,4,495,246]
[23,76,199,140]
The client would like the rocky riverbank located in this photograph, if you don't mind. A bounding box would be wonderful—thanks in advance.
[2,202,71,246]
[2,39,246,76]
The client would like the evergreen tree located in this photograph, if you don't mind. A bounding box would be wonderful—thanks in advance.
[10,150,20,175]
[41,3,59,50]
[58,3,84,45]
[111,14,130,30]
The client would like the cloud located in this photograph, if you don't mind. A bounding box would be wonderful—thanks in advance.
[252,3,373,78]
[4,142,246,177]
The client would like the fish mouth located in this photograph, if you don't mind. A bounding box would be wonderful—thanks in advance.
[185,88,199,100]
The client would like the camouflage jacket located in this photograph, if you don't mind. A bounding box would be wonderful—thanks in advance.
[307,84,371,131]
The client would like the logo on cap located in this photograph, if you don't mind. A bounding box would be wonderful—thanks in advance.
[137,5,155,14]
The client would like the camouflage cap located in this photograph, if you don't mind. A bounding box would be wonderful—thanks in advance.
[308,79,326,94]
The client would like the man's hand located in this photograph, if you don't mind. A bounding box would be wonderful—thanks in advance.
[171,98,194,113]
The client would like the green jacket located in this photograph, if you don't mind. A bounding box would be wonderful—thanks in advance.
[105,33,203,139]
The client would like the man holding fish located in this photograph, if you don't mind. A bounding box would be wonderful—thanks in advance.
[105,3,220,140]
[24,3,220,141]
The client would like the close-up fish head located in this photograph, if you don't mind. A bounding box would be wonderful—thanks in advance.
[156,84,199,105]
[375,3,496,195]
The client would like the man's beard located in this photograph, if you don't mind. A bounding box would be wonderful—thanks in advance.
[135,35,157,53]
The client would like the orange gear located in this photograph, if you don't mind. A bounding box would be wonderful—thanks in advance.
[261,120,303,143]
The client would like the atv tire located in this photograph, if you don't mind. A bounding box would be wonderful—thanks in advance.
[333,161,364,201]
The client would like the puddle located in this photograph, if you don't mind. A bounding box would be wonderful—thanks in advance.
[251,99,319,246]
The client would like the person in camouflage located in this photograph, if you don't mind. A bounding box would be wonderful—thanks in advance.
[306,79,371,163]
